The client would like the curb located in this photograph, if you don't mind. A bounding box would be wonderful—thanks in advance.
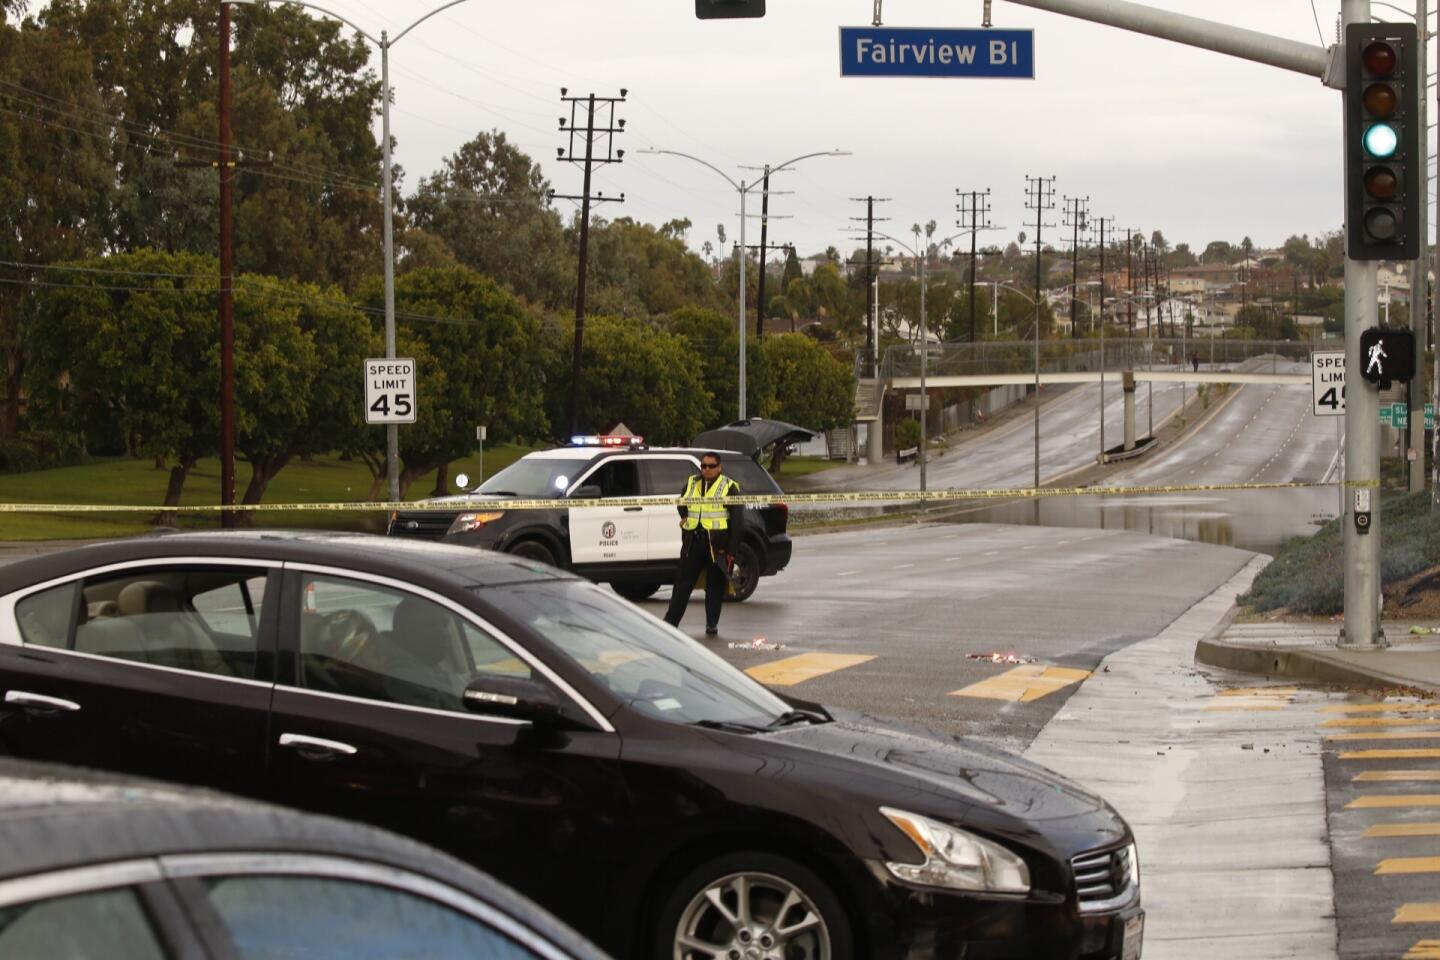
[1195,633,1440,695]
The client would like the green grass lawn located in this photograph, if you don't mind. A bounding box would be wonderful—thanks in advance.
[0,445,541,541]
[773,455,845,478]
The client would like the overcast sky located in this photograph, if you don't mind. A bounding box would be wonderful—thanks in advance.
[306,0,1431,260]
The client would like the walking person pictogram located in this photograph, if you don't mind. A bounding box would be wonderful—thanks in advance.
[1366,340,1388,376]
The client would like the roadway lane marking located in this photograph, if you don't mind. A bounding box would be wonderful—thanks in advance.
[746,653,875,687]
[945,556,962,561]
[1379,858,1440,876]
[982,551,1000,556]
[1355,771,1440,783]
[1347,795,1440,809]
[1367,823,1440,838]
[1395,905,1440,923]
[1342,749,1440,760]
[1403,940,1440,958]
[1205,686,1298,711]
[1323,717,1440,728]
[836,570,858,577]
[1326,731,1440,742]
[949,664,1091,703]
[896,563,914,569]
[1326,702,1440,714]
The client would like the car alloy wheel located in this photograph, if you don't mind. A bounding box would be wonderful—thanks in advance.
[724,542,760,603]
[673,870,831,960]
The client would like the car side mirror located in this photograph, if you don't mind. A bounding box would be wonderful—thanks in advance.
[570,484,603,499]
[463,675,565,725]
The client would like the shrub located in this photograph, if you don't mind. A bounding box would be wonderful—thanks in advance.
[895,418,921,450]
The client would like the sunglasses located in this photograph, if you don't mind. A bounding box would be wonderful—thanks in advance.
[700,462,720,469]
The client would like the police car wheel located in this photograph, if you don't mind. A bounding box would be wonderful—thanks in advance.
[508,539,558,568]
[613,581,661,602]
[724,542,760,603]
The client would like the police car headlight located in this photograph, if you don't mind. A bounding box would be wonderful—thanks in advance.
[880,807,1030,893]
[449,511,505,535]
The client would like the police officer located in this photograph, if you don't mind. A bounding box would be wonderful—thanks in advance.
[664,452,743,636]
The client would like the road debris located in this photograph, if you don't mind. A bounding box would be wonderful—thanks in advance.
[966,651,1038,665]
[728,638,787,652]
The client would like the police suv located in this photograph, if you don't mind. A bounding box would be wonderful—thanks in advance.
[386,436,793,602]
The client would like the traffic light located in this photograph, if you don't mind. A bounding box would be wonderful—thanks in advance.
[1345,23,1420,260]
[1359,327,1416,386]
[695,0,765,18]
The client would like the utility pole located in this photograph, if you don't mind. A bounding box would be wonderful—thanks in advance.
[1025,174,1057,490]
[178,3,271,527]
[1063,195,1088,338]
[748,237,793,334]
[955,188,992,343]
[1125,228,1136,336]
[1093,215,1114,456]
[849,196,890,366]
[553,89,626,437]
[749,168,796,337]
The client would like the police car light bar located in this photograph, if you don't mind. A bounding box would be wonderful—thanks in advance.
[570,434,645,447]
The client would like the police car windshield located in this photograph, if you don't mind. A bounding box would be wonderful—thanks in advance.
[475,457,592,498]
[479,579,791,728]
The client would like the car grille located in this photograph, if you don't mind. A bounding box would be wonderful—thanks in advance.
[388,511,456,540]
[1071,843,1137,914]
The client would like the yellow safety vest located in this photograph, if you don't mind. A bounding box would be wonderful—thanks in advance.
[681,473,739,532]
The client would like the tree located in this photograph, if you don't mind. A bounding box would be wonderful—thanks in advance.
[546,315,712,444]
[716,223,726,248]
[26,252,221,513]
[0,15,113,435]
[357,267,549,496]
[407,130,570,309]
[1203,240,1235,263]
[755,335,853,437]
[581,217,721,317]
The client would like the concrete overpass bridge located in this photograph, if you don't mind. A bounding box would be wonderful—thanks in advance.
[854,338,1319,462]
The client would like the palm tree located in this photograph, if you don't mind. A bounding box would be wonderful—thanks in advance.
[702,240,713,263]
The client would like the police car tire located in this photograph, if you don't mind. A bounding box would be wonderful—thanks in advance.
[613,581,661,602]
[508,539,558,568]
[724,541,760,603]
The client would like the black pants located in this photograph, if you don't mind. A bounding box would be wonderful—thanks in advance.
[664,532,727,630]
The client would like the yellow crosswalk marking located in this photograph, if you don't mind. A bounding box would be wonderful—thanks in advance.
[745,653,874,687]
[1378,858,1440,875]
[1404,940,1440,958]
[1324,717,1440,728]
[1327,731,1440,742]
[1207,686,1297,711]
[1220,687,1299,697]
[1348,795,1440,809]
[1356,771,1440,783]
[1327,702,1440,714]
[1396,905,1440,924]
[1366,823,1440,838]
[948,664,1091,703]
[1342,749,1440,760]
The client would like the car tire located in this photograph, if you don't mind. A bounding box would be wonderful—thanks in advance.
[725,541,760,603]
[508,539,558,568]
[613,582,661,602]
[654,850,853,960]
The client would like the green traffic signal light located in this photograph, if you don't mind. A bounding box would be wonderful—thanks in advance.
[1364,122,1399,158]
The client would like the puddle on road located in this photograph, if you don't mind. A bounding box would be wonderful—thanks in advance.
[939,486,1340,556]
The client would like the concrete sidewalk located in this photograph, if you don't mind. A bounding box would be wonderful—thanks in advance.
[1197,618,1440,696]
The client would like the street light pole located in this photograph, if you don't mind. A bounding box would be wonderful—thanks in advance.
[638,148,848,422]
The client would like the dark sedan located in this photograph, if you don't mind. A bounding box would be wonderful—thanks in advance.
[0,532,1143,960]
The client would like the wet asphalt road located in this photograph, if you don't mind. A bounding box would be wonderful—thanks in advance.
[650,522,1254,752]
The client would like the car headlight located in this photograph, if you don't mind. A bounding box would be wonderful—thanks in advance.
[880,807,1031,894]
[448,511,505,535]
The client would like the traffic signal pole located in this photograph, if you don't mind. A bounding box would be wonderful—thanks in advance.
[996,0,1387,645]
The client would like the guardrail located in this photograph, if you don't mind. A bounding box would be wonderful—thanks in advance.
[882,338,1320,380]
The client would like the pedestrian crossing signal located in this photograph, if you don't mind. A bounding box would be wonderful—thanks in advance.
[1359,327,1416,387]
[695,0,765,17]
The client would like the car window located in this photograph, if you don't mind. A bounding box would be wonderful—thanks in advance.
[201,875,544,960]
[14,581,78,648]
[579,458,638,497]
[296,575,532,713]
[720,458,781,493]
[66,567,267,680]
[643,458,698,495]
[480,579,789,727]
[476,457,592,498]
[0,887,168,960]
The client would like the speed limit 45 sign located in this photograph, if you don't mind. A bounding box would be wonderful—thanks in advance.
[364,358,417,424]
[1312,351,1345,417]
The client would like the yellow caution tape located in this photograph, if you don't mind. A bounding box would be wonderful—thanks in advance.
[0,480,1336,514]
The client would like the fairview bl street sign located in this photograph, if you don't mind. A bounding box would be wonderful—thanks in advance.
[839,27,1035,78]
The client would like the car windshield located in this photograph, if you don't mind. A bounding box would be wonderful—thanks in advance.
[478,579,790,727]
[473,457,592,498]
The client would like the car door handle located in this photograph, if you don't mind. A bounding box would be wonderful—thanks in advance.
[278,733,357,758]
[623,506,644,512]
[4,690,81,713]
